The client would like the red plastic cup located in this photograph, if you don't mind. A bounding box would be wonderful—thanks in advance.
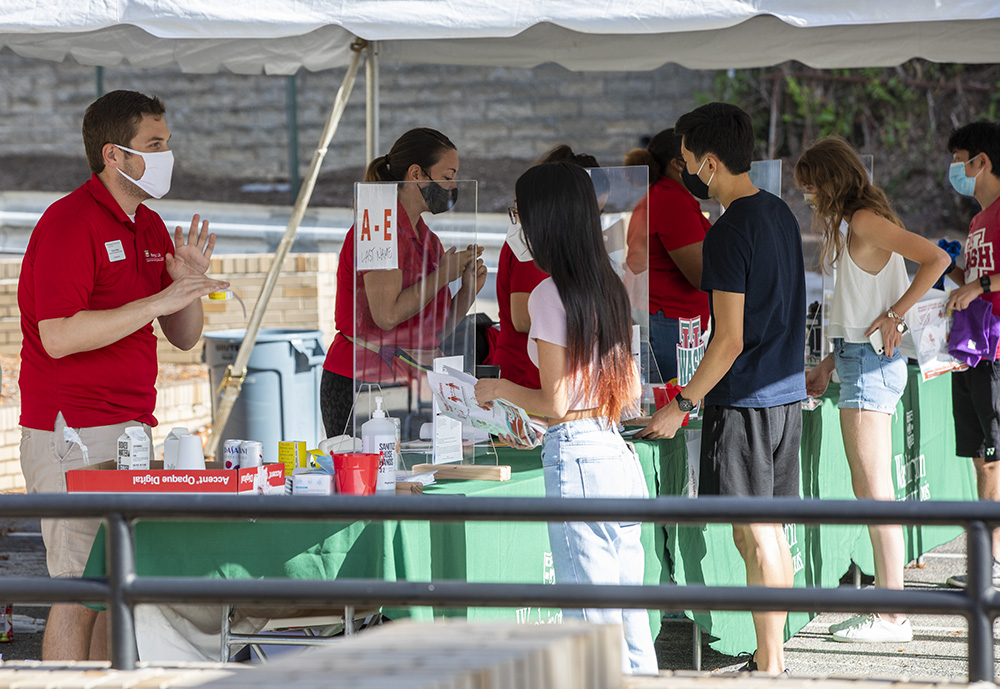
[652,383,690,426]
[332,453,380,495]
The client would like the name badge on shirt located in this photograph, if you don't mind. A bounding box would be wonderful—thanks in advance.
[105,240,126,262]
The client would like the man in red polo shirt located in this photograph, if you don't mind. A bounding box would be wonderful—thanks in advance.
[18,90,228,661]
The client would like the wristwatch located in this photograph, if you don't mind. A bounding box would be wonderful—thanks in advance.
[675,392,695,413]
[981,274,992,294]
[887,308,909,335]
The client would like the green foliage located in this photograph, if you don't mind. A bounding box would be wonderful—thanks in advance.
[709,60,1000,161]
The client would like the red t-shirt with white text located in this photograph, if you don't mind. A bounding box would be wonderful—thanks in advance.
[964,198,1000,316]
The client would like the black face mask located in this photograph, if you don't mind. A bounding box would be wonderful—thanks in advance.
[681,159,714,200]
[419,169,459,214]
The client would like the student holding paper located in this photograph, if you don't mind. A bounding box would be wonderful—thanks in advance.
[798,136,949,643]
[474,161,656,676]
[321,128,486,437]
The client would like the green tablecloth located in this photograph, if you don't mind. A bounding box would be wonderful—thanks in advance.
[86,447,665,636]
[85,366,976,655]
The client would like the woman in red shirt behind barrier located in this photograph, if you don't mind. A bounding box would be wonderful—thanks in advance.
[625,128,710,382]
[321,128,486,437]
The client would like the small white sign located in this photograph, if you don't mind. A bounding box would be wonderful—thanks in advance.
[355,183,399,271]
[105,240,126,262]
[432,355,465,464]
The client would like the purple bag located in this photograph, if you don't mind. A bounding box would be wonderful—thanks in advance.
[949,298,1000,367]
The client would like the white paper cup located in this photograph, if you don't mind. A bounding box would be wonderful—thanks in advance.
[176,434,206,470]
[163,427,190,470]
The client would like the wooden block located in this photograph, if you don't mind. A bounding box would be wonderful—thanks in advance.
[395,481,424,494]
[411,463,511,482]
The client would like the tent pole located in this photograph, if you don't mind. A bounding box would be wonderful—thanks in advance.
[206,39,366,460]
[365,41,380,161]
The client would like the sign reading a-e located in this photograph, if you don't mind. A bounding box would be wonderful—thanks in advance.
[355,183,399,271]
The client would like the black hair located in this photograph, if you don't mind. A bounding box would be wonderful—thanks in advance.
[365,127,456,182]
[536,144,599,169]
[535,144,609,198]
[674,102,754,175]
[514,161,636,421]
[948,121,1000,180]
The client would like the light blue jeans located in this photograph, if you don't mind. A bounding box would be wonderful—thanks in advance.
[541,418,658,675]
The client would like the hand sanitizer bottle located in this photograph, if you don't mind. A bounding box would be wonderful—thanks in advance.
[362,396,397,492]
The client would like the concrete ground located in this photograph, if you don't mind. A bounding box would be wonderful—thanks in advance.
[0,518,995,682]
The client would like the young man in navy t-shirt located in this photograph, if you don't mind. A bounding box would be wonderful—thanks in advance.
[639,102,806,675]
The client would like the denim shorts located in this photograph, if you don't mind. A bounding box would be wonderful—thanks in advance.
[832,338,907,414]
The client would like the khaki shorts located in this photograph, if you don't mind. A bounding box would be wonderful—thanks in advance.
[19,412,151,578]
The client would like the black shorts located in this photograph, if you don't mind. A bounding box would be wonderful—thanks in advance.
[699,401,802,497]
[952,360,1000,461]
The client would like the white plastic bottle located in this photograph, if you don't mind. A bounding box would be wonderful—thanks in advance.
[362,396,397,492]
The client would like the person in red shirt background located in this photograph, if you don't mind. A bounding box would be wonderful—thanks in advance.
[18,90,227,661]
[943,121,1000,589]
[625,128,711,382]
[321,128,486,437]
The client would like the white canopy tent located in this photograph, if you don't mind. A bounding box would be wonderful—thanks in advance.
[4,1,1000,73]
[3,0,998,463]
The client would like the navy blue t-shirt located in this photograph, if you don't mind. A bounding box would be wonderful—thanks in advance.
[700,190,806,407]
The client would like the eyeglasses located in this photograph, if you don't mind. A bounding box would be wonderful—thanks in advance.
[507,206,519,225]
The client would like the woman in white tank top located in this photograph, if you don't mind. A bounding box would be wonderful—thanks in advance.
[796,137,950,643]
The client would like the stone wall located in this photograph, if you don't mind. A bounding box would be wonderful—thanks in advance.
[0,50,713,178]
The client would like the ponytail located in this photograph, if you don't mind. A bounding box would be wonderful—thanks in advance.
[363,128,456,183]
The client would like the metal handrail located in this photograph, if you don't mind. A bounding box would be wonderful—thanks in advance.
[1,493,997,681]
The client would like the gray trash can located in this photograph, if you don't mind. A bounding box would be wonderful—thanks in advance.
[203,329,326,464]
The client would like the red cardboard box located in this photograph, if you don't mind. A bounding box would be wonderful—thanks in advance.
[66,464,286,495]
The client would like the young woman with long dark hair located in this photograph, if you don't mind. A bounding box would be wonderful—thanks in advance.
[321,128,485,437]
[474,161,657,675]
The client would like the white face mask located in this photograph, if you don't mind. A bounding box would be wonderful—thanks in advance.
[116,145,174,199]
[505,220,534,262]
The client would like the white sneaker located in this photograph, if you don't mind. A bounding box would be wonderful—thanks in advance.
[828,613,869,634]
[946,559,1000,588]
[831,615,912,643]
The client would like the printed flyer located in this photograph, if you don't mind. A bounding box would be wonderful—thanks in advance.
[426,366,545,448]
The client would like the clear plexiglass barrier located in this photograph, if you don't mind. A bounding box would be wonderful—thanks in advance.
[350,180,489,466]
[598,166,656,406]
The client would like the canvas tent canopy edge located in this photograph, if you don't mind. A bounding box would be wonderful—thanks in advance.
[2,1,1000,74]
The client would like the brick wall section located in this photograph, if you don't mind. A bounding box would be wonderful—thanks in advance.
[0,252,338,360]
[156,252,339,364]
[0,52,712,177]
[0,404,21,491]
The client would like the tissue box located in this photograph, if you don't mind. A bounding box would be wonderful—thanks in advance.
[66,464,286,495]
[292,470,334,496]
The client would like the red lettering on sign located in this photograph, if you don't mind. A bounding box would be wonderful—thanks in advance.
[384,208,393,241]
[360,209,371,241]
